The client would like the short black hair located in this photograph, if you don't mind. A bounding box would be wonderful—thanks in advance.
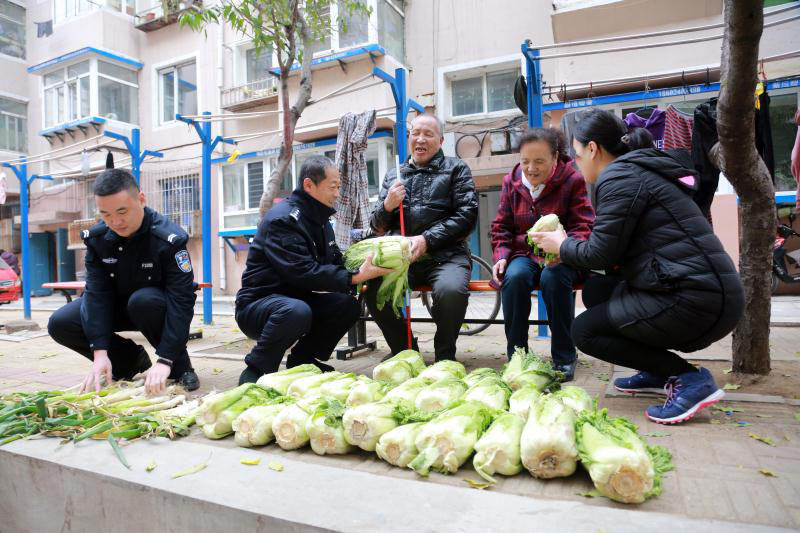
[93,168,140,196]
[299,155,336,186]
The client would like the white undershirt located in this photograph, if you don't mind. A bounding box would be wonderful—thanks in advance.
[521,173,545,200]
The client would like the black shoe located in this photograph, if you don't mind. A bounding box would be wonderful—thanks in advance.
[311,359,335,372]
[554,361,577,382]
[239,365,263,385]
[114,346,152,381]
[175,370,200,391]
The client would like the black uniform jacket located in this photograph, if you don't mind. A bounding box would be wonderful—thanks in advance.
[81,207,195,362]
[236,189,352,309]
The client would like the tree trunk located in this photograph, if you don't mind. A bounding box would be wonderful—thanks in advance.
[259,16,315,217]
[717,0,773,375]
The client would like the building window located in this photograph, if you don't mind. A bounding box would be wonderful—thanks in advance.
[377,0,403,61]
[338,0,369,49]
[44,59,137,128]
[159,60,197,124]
[245,48,272,83]
[0,0,25,59]
[222,159,279,229]
[0,96,26,152]
[53,0,133,24]
[450,68,519,118]
[771,92,799,193]
[160,173,200,235]
[98,60,138,123]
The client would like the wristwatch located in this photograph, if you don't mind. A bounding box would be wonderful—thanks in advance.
[156,357,174,367]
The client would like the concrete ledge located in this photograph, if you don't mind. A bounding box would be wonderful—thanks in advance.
[0,437,792,533]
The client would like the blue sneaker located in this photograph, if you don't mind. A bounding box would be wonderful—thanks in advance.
[645,367,725,424]
[614,371,668,395]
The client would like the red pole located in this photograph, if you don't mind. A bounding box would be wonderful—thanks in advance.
[396,155,413,350]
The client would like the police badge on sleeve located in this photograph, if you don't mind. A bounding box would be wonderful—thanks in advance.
[175,250,192,273]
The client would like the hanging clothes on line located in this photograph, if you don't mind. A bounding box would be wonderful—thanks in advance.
[624,108,666,149]
[333,109,377,250]
[560,109,592,158]
[663,105,694,151]
[691,98,720,224]
[754,85,776,184]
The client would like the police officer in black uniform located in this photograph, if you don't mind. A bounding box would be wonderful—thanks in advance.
[236,155,391,384]
[48,167,199,394]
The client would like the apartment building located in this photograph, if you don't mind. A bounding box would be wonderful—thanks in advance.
[3,0,799,300]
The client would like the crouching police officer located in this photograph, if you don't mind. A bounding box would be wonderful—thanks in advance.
[48,168,200,395]
[236,155,391,384]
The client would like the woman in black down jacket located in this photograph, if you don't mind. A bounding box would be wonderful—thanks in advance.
[530,110,744,425]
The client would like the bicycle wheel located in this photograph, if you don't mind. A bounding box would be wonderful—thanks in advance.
[421,254,501,336]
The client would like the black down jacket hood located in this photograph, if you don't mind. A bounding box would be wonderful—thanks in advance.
[561,148,743,352]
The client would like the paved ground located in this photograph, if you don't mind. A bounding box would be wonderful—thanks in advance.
[1,298,800,530]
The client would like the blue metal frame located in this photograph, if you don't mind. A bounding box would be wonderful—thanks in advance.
[371,67,425,162]
[1,159,53,320]
[177,112,236,325]
[39,116,106,139]
[103,129,163,185]
[28,47,144,74]
[270,44,387,75]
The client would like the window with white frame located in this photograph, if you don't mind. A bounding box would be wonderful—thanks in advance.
[245,47,272,83]
[0,0,24,59]
[0,96,26,152]
[43,58,138,128]
[53,0,134,24]
[159,60,197,125]
[450,68,519,118]
[98,60,138,123]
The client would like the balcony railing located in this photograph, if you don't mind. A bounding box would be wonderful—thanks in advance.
[135,0,202,32]
[221,77,279,111]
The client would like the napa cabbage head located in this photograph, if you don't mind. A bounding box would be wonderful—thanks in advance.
[576,408,673,504]
[346,377,393,408]
[381,377,432,409]
[463,368,501,389]
[502,347,562,391]
[375,422,427,468]
[344,236,412,316]
[287,371,345,399]
[473,412,525,483]
[271,394,324,450]
[418,360,467,382]
[508,383,543,420]
[318,373,359,402]
[414,379,467,413]
[408,401,495,476]
[527,214,562,262]
[306,397,353,456]
[256,364,322,394]
[462,376,512,411]
[373,350,426,384]
[552,385,594,414]
[520,394,578,479]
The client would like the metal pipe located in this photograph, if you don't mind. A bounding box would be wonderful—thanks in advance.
[0,137,116,166]
[530,2,799,51]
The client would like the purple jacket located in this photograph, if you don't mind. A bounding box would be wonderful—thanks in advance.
[625,108,666,150]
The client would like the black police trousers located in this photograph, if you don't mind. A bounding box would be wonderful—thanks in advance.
[235,292,360,374]
[364,254,471,362]
[47,287,193,379]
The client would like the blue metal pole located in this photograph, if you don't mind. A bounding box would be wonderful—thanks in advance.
[201,112,213,325]
[130,128,141,185]
[394,68,408,163]
[3,160,32,320]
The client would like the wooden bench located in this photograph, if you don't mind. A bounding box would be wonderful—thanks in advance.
[42,281,213,340]
[335,279,584,359]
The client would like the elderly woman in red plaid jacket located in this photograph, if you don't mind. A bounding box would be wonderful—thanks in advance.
[490,128,594,381]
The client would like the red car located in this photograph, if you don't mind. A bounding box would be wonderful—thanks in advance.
[0,257,20,304]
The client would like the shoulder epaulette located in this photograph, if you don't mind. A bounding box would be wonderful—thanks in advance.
[82,221,108,241]
[149,214,189,247]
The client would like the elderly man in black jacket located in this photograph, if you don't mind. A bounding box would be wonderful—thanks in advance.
[367,114,478,361]
[235,156,391,384]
